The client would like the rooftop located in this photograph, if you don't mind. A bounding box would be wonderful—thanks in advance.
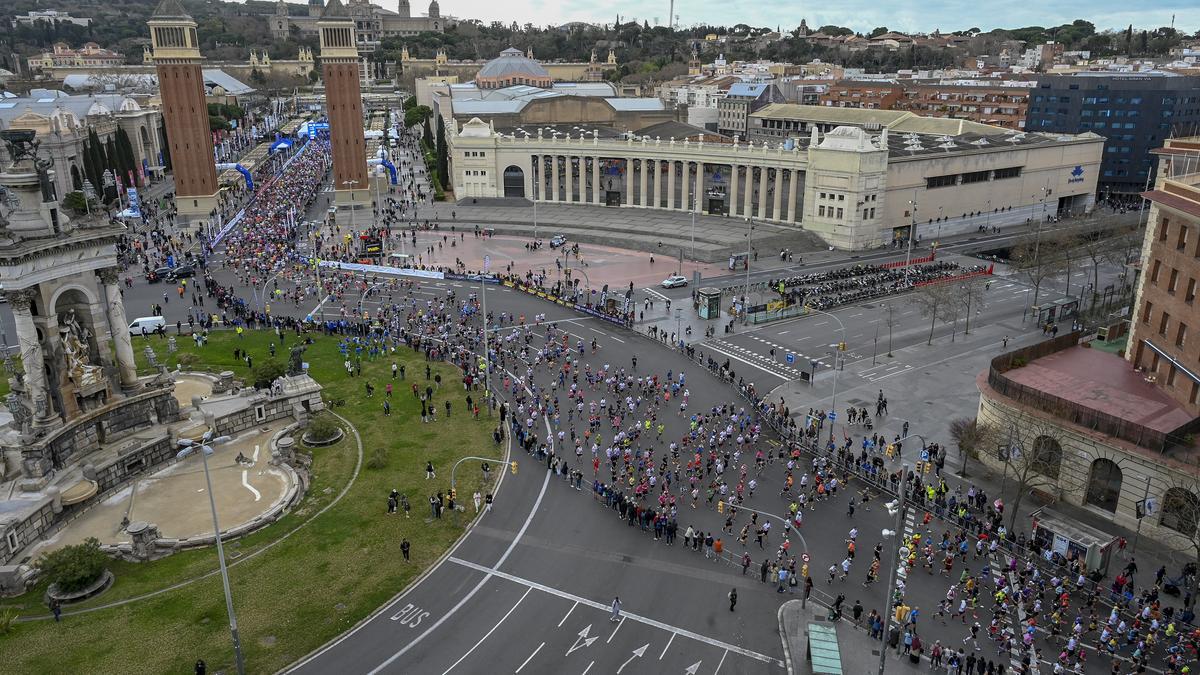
[753,103,1006,135]
[1003,346,1194,436]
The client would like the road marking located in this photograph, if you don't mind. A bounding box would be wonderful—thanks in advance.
[241,470,261,501]
[558,601,577,627]
[514,640,544,673]
[609,335,625,343]
[447,557,784,666]
[617,643,649,674]
[701,343,789,381]
[660,632,675,659]
[777,330,789,335]
[713,650,729,675]
[642,287,670,302]
[606,615,625,643]
[365,468,553,675]
[440,586,532,674]
[581,661,594,675]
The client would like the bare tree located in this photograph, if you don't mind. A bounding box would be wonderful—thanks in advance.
[1078,231,1122,308]
[1154,476,1200,609]
[948,417,982,478]
[1100,223,1147,297]
[1010,232,1066,307]
[910,282,955,345]
[956,277,987,335]
[978,408,1078,532]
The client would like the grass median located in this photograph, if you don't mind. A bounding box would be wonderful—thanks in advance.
[0,328,500,674]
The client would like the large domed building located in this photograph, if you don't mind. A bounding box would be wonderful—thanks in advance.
[476,47,552,89]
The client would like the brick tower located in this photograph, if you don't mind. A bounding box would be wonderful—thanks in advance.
[319,0,369,209]
[147,0,219,228]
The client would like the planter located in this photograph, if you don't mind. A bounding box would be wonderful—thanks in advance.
[46,569,114,605]
[301,427,344,447]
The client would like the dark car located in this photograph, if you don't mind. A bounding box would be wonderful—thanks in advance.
[146,266,172,283]
[167,264,195,280]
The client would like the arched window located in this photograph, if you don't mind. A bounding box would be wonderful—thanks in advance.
[1030,435,1063,480]
[1085,458,1123,513]
[1161,487,1200,536]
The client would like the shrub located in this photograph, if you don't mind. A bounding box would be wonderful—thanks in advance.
[0,608,16,635]
[61,191,90,215]
[305,412,340,443]
[175,352,199,369]
[366,447,388,470]
[38,537,107,594]
[251,358,286,389]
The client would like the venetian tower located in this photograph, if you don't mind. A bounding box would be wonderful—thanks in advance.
[147,0,219,228]
[319,0,369,208]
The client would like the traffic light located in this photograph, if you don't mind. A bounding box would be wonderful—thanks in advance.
[914,461,923,473]
[923,461,932,474]
[838,342,847,351]
[510,461,518,475]
[717,500,724,513]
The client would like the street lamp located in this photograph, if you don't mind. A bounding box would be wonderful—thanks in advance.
[877,433,927,675]
[742,215,753,323]
[804,305,846,442]
[176,432,244,675]
[904,194,918,285]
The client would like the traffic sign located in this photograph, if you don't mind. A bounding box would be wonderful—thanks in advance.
[920,450,930,461]
[801,553,810,562]
[786,353,795,364]
[827,411,837,421]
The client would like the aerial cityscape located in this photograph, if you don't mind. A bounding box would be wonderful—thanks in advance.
[0,0,1199,673]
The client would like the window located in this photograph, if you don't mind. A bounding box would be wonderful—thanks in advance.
[819,192,826,199]
[1187,278,1196,304]
[1151,259,1162,284]
[1142,301,1153,323]
[818,205,826,217]
[838,194,845,201]
[1169,268,1180,294]
[1168,365,1179,387]
[1177,322,1188,348]
[961,170,990,184]
[1160,311,1171,337]
[835,208,844,219]
[1178,225,1189,251]
[992,167,1021,180]
[1159,217,1170,242]
[926,175,957,189]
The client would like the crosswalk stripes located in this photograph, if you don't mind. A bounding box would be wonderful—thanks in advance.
[702,338,806,381]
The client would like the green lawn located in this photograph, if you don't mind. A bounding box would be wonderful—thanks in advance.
[0,329,500,674]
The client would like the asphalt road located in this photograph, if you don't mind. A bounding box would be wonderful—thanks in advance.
[37,155,1145,675]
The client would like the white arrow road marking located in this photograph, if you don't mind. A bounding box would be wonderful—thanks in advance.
[617,644,649,674]
[252,443,260,463]
[565,624,598,656]
[685,661,703,674]
[241,470,261,501]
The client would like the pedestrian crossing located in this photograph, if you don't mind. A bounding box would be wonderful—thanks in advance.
[701,338,806,382]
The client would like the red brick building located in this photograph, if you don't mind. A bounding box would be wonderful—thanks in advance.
[319,0,369,208]
[817,79,1031,130]
[147,0,219,226]
[1128,137,1200,414]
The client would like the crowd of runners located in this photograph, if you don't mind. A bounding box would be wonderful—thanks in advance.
[108,104,1200,675]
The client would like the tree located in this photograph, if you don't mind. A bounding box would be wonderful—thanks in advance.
[948,417,982,477]
[1010,229,1065,308]
[979,409,1075,532]
[251,359,286,389]
[910,282,955,345]
[61,191,90,215]
[403,104,431,129]
[435,115,448,190]
[869,27,889,38]
[37,537,108,593]
[1155,478,1200,609]
[955,277,987,335]
[403,95,417,111]
[422,113,434,149]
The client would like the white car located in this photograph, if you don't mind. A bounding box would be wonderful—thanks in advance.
[661,274,688,288]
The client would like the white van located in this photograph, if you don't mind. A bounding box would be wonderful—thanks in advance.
[129,316,166,336]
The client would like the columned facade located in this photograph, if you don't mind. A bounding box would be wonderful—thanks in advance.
[99,268,139,391]
[148,0,219,227]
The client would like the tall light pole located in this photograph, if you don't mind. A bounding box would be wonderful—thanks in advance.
[804,305,846,442]
[481,254,492,416]
[690,191,697,260]
[742,215,753,322]
[904,194,917,285]
[177,433,244,675]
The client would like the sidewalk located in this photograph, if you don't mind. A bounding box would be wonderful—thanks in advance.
[780,599,923,675]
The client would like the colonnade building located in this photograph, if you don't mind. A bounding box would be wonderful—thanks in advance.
[448,111,1104,250]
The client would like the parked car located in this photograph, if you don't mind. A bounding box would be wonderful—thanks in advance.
[661,274,688,288]
[549,234,568,249]
[167,264,195,280]
[128,316,166,336]
[146,266,172,283]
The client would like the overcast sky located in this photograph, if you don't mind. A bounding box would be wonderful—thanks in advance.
[398,0,1195,34]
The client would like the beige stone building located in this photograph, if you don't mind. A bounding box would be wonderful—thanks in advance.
[447,108,1102,250]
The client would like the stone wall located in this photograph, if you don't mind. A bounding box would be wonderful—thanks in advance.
[0,500,56,564]
[976,373,1200,550]
[18,388,181,480]
[91,436,174,493]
